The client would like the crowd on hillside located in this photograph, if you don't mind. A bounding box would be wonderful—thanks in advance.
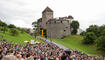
[0,40,105,60]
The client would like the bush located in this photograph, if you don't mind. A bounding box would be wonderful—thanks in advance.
[10,29,19,36]
[96,36,105,51]
[83,32,97,44]
[86,25,99,37]
[80,31,86,36]
[101,29,105,36]
[8,24,16,29]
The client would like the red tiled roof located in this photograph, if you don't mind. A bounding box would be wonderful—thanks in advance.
[42,7,53,13]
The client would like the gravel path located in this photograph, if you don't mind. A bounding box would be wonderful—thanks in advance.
[36,36,69,50]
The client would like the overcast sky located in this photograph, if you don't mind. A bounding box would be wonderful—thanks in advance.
[0,0,105,30]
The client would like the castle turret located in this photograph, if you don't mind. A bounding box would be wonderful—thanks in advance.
[42,7,53,29]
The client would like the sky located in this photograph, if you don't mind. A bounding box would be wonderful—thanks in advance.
[0,0,105,30]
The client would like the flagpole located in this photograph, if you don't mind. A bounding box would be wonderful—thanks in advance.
[50,32,52,42]
[42,29,43,38]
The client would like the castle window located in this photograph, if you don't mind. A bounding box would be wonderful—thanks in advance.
[64,30,66,32]
[46,22,47,24]
[66,27,68,28]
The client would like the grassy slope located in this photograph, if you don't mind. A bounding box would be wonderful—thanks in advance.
[52,35,103,56]
[0,31,43,45]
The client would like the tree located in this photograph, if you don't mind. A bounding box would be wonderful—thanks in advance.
[96,36,105,51]
[26,29,30,33]
[2,26,8,34]
[32,21,40,36]
[98,25,105,36]
[80,31,86,36]
[0,21,8,33]
[33,30,39,37]
[32,21,37,30]
[0,20,7,27]
[8,24,16,29]
[70,21,79,34]
[101,29,105,36]
[20,28,25,33]
[86,25,99,37]
[10,29,19,36]
[83,32,96,44]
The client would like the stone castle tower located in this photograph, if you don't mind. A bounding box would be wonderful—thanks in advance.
[42,7,53,29]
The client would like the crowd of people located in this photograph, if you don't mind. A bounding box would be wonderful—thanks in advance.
[0,40,105,60]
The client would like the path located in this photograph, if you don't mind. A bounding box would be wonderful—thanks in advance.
[36,36,70,50]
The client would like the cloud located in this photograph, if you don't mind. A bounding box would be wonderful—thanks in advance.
[0,0,105,30]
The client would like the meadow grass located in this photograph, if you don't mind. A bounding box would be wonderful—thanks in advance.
[0,31,44,45]
[51,35,104,56]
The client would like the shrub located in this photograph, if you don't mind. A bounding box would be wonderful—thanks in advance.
[96,36,105,51]
[10,29,19,36]
[83,32,96,44]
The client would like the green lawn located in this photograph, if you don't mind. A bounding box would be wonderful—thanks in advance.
[51,35,104,56]
[0,31,44,45]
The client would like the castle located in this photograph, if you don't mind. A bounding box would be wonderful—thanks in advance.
[37,7,81,38]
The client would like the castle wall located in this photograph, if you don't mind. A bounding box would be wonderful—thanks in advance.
[42,12,53,29]
[46,20,71,38]
[37,18,42,31]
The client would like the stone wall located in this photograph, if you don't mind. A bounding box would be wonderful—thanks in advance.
[37,18,42,31]
[42,12,53,29]
[46,19,71,38]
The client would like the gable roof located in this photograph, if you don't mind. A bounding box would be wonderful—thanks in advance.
[42,7,53,13]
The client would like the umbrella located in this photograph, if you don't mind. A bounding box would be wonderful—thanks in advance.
[35,41,40,44]
[64,48,71,55]
[24,41,29,43]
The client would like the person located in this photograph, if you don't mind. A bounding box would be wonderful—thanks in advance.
[56,56,59,60]
[21,54,27,60]
[0,51,3,60]
[61,53,67,60]
[27,55,34,60]
[2,55,18,60]
[45,55,48,60]
[40,55,45,60]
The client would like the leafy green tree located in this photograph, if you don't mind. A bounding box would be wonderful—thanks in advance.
[8,24,16,29]
[83,32,97,44]
[86,25,99,37]
[71,21,79,34]
[101,29,105,36]
[10,29,19,36]
[26,29,30,33]
[0,27,3,31]
[33,30,39,37]
[2,26,8,34]
[96,36,105,51]
[32,21,40,36]
[0,20,7,27]
[80,31,86,36]
[32,21,37,30]
[0,21,8,33]
[98,25,105,36]
[20,28,25,33]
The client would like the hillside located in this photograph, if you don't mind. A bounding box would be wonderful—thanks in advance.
[0,31,43,45]
[52,35,104,56]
